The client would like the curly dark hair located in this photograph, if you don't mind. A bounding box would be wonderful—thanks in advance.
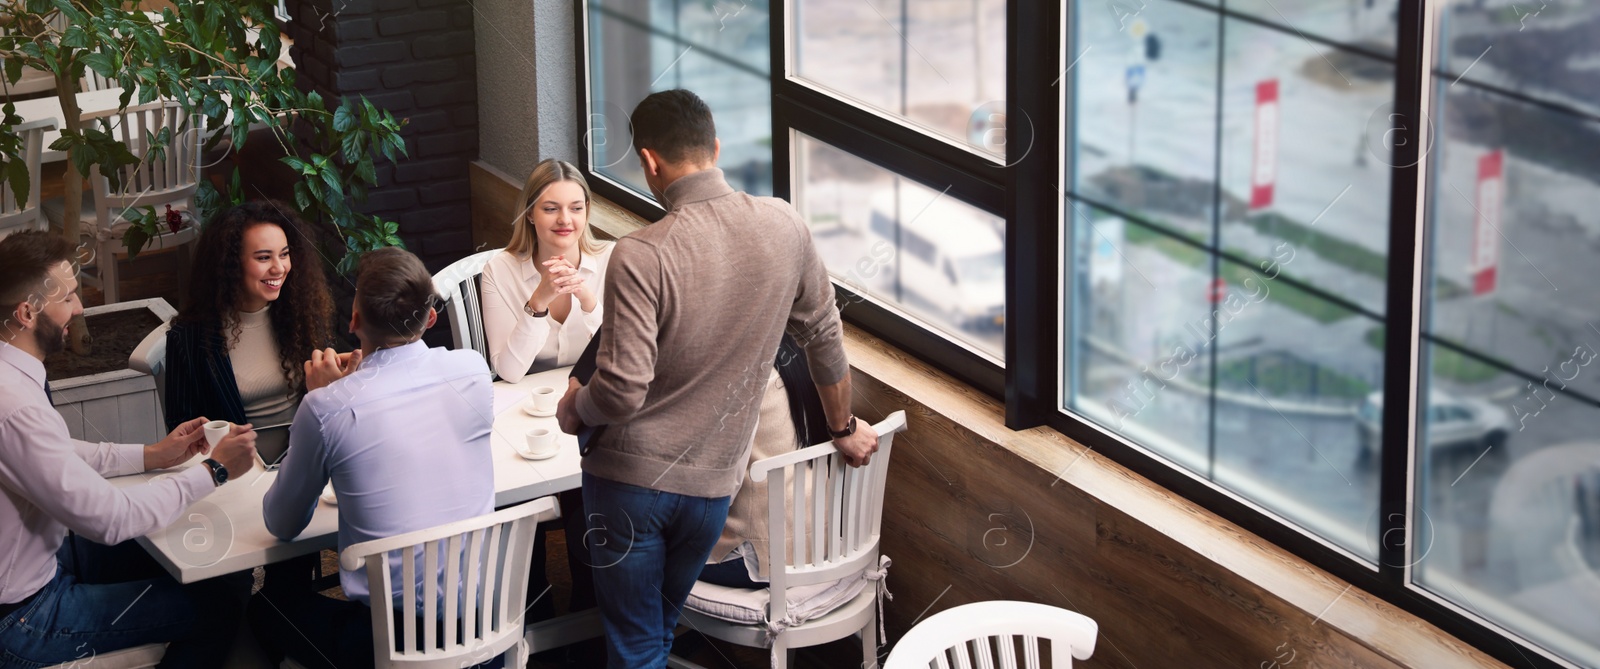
[174,200,334,393]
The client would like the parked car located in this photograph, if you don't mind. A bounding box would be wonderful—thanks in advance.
[1357,391,1511,460]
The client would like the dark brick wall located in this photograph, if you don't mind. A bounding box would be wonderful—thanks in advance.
[285,0,479,274]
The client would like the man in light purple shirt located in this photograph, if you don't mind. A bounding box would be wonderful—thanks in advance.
[252,248,496,669]
[0,231,257,668]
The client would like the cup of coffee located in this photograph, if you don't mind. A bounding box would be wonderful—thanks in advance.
[521,427,558,459]
[530,386,558,414]
[203,420,232,448]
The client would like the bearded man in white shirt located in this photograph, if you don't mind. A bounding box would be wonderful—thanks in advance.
[0,231,258,668]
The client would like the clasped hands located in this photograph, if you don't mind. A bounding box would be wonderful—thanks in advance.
[527,255,594,314]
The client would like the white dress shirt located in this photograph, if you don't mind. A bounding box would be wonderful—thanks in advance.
[262,341,495,606]
[0,341,213,604]
[479,245,611,382]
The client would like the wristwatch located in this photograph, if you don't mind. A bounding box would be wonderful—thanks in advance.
[202,458,229,487]
[829,415,857,439]
[524,302,549,318]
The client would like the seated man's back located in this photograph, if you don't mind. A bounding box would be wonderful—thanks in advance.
[265,342,494,605]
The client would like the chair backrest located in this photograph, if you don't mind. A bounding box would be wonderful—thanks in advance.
[340,496,559,669]
[882,600,1098,669]
[431,250,498,370]
[81,99,200,223]
[129,322,171,423]
[0,118,57,237]
[80,70,116,92]
[757,410,907,625]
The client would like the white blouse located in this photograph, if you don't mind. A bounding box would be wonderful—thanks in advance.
[479,245,612,382]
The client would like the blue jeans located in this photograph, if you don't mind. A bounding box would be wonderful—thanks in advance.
[582,473,731,669]
[0,536,250,669]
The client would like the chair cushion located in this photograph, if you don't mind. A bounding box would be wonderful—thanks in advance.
[684,569,872,628]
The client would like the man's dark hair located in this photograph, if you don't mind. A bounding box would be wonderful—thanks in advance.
[355,247,439,342]
[0,231,77,315]
[630,89,717,165]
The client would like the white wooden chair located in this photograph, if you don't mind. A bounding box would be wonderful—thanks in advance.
[339,496,559,669]
[432,250,497,370]
[81,70,117,92]
[129,322,171,424]
[882,600,1098,669]
[42,99,201,303]
[669,410,908,669]
[0,118,57,239]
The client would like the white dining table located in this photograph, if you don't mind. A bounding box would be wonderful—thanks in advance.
[108,365,584,585]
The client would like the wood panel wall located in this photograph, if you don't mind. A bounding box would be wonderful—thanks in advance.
[841,327,1506,668]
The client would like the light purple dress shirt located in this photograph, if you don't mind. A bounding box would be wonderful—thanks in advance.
[262,341,495,606]
[0,341,213,604]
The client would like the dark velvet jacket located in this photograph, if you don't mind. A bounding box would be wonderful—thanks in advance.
[163,322,250,432]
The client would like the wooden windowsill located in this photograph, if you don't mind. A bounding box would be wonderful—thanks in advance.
[839,323,1506,668]
[589,195,650,240]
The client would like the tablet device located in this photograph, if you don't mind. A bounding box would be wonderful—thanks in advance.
[251,423,294,471]
[571,327,605,456]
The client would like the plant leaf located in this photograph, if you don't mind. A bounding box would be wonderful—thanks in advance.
[333,104,356,133]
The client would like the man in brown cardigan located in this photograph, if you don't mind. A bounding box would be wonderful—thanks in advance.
[556,89,878,668]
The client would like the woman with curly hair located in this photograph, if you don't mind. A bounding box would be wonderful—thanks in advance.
[163,201,335,439]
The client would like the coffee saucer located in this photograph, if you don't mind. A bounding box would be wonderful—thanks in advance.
[320,483,338,505]
[516,448,559,461]
[521,404,556,418]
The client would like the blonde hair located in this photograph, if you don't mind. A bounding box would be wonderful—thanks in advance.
[506,159,608,260]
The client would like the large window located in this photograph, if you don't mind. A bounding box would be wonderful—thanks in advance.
[793,0,1006,158]
[578,0,1600,665]
[1414,3,1600,665]
[583,0,773,203]
[795,133,1006,359]
[1064,0,1391,559]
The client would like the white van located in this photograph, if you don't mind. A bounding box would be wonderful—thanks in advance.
[867,188,1005,331]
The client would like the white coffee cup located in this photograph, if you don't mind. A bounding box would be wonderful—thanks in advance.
[530,386,558,413]
[203,420,232,448]
[521,427,558,459]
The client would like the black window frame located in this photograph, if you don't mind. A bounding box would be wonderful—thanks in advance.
[572,1,1584,665]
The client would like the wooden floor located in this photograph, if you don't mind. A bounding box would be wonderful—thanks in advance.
[521,530,873,669]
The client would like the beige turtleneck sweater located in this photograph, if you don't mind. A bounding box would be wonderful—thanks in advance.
[229,306,299,427]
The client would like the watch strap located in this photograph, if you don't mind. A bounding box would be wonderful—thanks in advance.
[829,415,857,439]
[202,458,228,486]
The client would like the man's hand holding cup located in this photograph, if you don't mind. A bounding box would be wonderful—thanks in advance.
[205,422,258,478]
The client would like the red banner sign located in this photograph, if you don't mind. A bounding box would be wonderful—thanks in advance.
[1250,79,1279,210]
[1472,149,1503,297]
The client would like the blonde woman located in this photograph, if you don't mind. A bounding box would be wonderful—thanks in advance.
[481,159,613,382]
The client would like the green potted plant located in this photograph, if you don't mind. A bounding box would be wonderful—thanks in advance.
[0,0,407,357]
